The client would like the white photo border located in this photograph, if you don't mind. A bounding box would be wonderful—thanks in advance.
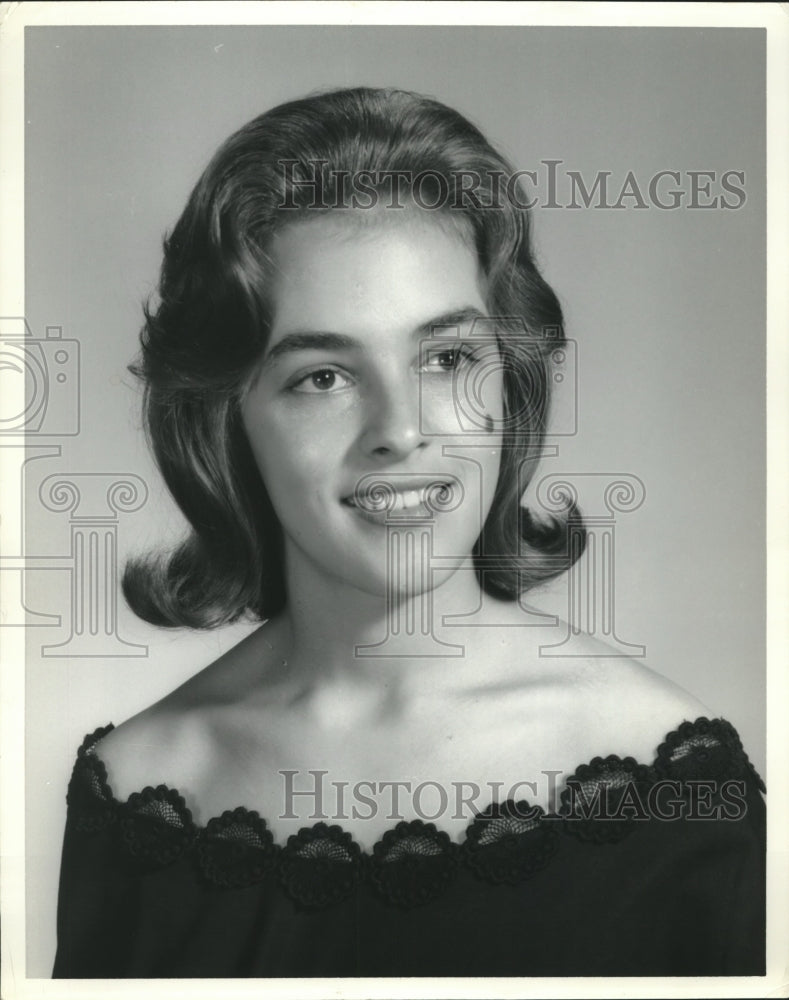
[1,3,786,998]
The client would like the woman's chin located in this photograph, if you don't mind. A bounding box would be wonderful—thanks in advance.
[331,560,469,606]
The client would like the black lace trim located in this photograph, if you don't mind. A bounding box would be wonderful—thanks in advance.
[66,723,116,833]
[197,808,277,889]
[279,823,362,908]
[121,786,196,868]
[369,820,459,907]
[560,756,654,844]
[654,717,766,792]
[464,800,560,884]
[65,717,764,909]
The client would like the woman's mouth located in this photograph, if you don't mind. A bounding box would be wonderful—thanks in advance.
[342,479,460,525]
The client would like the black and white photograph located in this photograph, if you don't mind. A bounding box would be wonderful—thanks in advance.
[1,2,786,996]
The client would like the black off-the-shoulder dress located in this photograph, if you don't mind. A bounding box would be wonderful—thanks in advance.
[52,717,765,978]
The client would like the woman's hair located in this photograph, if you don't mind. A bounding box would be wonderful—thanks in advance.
[123,86,586,628]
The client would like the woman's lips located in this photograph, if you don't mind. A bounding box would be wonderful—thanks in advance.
[342,482,456,525]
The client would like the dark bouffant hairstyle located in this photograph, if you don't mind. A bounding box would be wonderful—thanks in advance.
[123,86,585,628]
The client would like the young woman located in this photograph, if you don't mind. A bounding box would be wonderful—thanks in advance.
[53,87,765,978]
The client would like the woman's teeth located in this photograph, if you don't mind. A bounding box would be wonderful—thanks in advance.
[400,489,423,510]
[355,489,422,511]
[348,486,448,512]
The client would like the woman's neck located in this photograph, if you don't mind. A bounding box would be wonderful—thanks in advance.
[276,542,491,695]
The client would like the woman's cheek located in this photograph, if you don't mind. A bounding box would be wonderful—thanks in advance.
[418,382,464,437]
[422,378,504,439]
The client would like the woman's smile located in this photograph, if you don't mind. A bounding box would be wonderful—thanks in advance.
[240,211,504,597]
[341,476,462,526]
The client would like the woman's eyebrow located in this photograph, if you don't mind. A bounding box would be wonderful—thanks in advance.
[262,307,489,368]
[261,332,357,367]
[414,307,487,338]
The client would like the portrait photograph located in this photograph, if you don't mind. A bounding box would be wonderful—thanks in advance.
[1,3,786,998]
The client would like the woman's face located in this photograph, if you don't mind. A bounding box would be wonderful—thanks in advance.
[241,211,504,599]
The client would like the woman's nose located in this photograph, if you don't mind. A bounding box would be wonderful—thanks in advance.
[359,378,428,459]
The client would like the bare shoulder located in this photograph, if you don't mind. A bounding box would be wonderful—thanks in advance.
[443,613,714,779]
[96,620,288,802]
[96,699,201,802]
[546,629,712,763]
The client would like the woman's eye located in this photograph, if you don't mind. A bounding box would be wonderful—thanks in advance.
[289,367,353,394]
[423,345,478,373]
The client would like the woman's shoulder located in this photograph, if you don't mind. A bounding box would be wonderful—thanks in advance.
[558,629,710,716]
[94,698,217,810]
[94,621,288,805]
[486,621,713,768]
[567,647,712,763]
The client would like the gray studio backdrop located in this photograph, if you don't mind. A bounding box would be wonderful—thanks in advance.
[22,26,765,974]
